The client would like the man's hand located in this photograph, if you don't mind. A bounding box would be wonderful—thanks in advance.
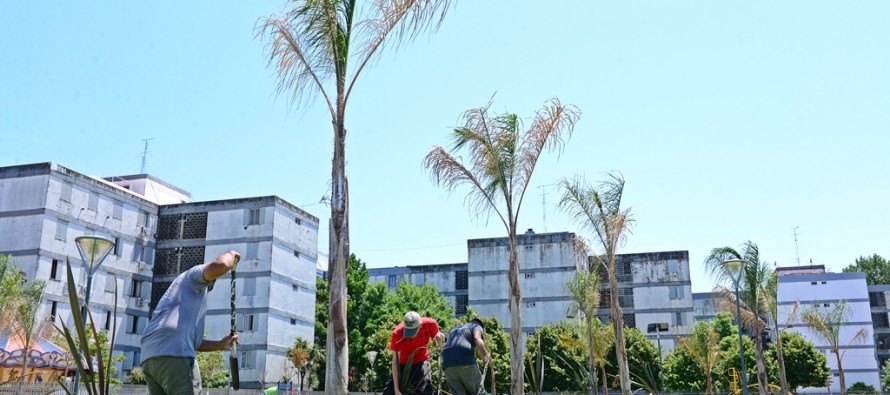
[482,353,492,365]
[222,332,240,349]
[434,332,446,347]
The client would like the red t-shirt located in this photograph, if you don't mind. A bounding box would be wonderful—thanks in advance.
[390,317,439,365]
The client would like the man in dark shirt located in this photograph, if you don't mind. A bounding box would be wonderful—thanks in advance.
[441,318,491,395]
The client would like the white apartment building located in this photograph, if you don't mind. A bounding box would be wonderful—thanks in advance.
[0,163,319,389]
[778,270,881,392]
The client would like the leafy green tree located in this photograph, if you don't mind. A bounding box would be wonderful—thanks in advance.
[705,241,773,395]
[881,358,890,392]
[523,322,588,392]
[197,350,229,388]
[714,330,757,391]
[424,99,579,395]
[259,0,454,391]
[287,337,318,391]
[712,312,737,340]
[680,321,722,395]
[560,173,635,395]
[605,327,661,392]
[801,299,870,395]
[664,343,708,392]
[847,382,878,394]
[843,254,890,285]
[768,331,829,390]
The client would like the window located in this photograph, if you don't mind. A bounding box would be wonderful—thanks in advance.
[127,316,140,334]
[55,221,68,241]
[455,271,468,290]
[142,211,150,227]
[133,351,141,367]
[61,182,72,202]
[823,303,830,307]
[104,311,112,330]
[525,302,536,308]
[246,243,259,261]
[50,259,60,281]
[387,275,397,288]
[238,314,256,332]
[130,280,143,297]
[672,311,683,326]
[88,193,98,211]
[811,281,818,285]
[243,278,256,297]
[524,245,533,250]
[113,237,121,256]
[292,284,300,292]
[105,275,116,293]
[524,272,536,279]
[290,318,297,325]
[293,250,300,259]
[247,208,261,226]
[821,281,827,284]
[669,286,683,300]
[667,260,679,273]
[112,201,123,219]
[295,217,301,225]
[240,351,255,369]
[135,244,145,263]
[455,295,468,315]
[50,301,57,319]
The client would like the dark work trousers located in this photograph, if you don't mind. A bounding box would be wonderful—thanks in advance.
[382,360,433,395]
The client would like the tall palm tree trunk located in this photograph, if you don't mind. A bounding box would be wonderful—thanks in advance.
[608,265,631,395]
[325,121,349,394]
[706,373,714,395]
[835,348,846,395]
[600,364,609,395]
[753,333,769,395]
[507,233,524,395]
[774,329,790,394]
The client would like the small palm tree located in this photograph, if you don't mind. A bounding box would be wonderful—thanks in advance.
[259,1,452,392]
[680,321,721,395]
[424,98,580,395]
[559,173,635,395]
[704,241,772,395]
[801,299,870,395]
[762,271,799,394]
[565,247,602,394]
[591,319,614,395]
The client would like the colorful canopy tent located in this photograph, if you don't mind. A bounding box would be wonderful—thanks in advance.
[0,330,73,382]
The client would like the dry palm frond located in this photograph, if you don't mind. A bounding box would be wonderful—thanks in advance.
[714,284,768,332]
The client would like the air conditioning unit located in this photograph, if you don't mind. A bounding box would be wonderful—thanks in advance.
[136,260,145,270]
[137,225,148,237]
[136,298,146,307]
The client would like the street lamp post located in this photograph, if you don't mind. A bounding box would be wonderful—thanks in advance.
[367,351,378,395]
[647,322,669,393]
[724,258,748,395]
[73,236,116,394]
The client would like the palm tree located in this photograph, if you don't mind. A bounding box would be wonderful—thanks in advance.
[258,1,452,392]
[801,299,870,395]
[704,241,772,395]
[565,250,602,394]
[423,98,580,395]
[762,271,799,394]
[559,173,635,395]
[591,319,614,395]
[680,321,721,395]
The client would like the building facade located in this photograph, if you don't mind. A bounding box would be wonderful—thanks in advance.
[0,163,319,389]
[369,230,693,352]
[778,270,881,392]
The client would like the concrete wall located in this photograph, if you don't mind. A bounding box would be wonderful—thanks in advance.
[779,272,880,393]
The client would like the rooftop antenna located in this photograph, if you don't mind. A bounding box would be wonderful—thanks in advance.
[793,226,801,266]
[140,138,154,174]
[537,183,558,232]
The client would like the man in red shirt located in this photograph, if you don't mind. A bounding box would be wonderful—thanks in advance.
[383,311,445,395]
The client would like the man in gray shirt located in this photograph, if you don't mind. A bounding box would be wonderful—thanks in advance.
[441,318,491,395]
[141,250,240,395]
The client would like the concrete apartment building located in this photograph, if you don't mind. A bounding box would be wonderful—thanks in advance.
[777,267,881,392]
[0,163,318,389]
[369,230,693,351]
[868,285,890,369]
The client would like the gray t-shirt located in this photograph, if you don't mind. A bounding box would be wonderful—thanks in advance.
[442,323,483,368]
[141,264,210,361]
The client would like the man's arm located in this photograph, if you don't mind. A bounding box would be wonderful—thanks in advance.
[203,250,240,282]
[474,330,491,364]
[198,333,239,352]
[391,350,401,395]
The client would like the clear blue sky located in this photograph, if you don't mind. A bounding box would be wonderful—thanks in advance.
[2,1,888,292]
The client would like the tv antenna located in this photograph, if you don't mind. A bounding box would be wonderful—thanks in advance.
[793,226,801,265]
[537,183,558,232]
[140,138,155,174]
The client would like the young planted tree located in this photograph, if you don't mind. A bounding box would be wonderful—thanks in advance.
[424,99,579,394]
[258,1,452,392]
[559,173,635,395]
[679,321,721,395]
[762,271,798,395]
[565,260,602,394]
[704,241,772,395]
[801,299,870,395]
